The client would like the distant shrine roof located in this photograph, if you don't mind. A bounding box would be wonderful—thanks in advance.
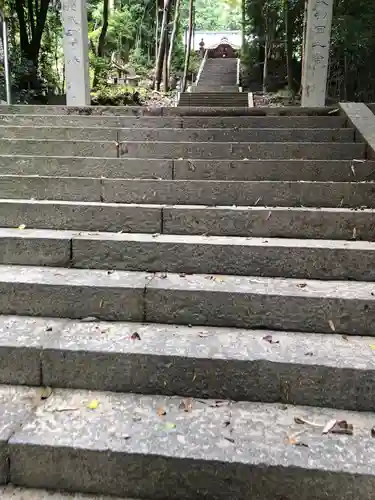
[188,30,242,51]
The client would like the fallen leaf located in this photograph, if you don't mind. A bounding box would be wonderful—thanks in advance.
[304,351,314,356]
[152,233,160,238]
[165,422,176,429]
[254,196,262,206]
[330,420,353,435]
[179,398,193,412]
[99,299,104,308]
[123,434,131,440]
[80,316,99,323]
[295,441,309,447]
[351,164,356,176]
[18,224,26,230]
[328,108,339,115]
[45,326,53,332]
[369,344,375,350]
[353,227,357,239]
[107,270,114,275]
[263,334,279,344]
[131,332,141,340]
[192,372,197,381]
[328,320,336,332]
[157,407,166,416]
[294,416,323,428]
[87,400,99,410]
[158,273,168,279]
[352,158,365,163]
[371,427,375,438]
[40,387,53,400]
[179,273,186,277]
[266,211,272,220]
[342,335,349,341]
[322,418,337,434]
[296,283,307,288]
[198,332,209,338]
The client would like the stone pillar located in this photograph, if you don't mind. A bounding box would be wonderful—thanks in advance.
[301,0,334,107]
[61,0,90,106]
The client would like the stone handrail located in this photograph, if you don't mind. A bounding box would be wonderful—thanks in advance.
[0,9,11,104]
[195,49,208,86]
[340,102,375,158]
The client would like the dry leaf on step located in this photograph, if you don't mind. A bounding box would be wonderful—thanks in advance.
[263,334,279,344]
[179,398,193,412]
[18,224,26,230]
[87,400,99,410]
[157,407,166,417]
[328,320,336,332]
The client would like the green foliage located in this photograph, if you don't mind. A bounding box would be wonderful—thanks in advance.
[91,84,143,105]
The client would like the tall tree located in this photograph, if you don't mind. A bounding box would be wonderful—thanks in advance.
[182,0,193,92]
[154,0,171,90]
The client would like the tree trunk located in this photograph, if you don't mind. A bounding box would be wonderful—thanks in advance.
[163,25,169,91]
[155,0,160,59]
[167,0,181,73]
[154,0,171,91]
[93,0,110,88]
[14,0,50,88]
[182,0,193,92]
[284,0,293,92]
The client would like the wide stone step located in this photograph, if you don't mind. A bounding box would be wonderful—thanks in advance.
[5,386,375,499]
[118,141,364,160]
[0,265,373,333]
[0,114,348,129]
[0,315,374,410]
[1,156,374,182]
[0,156,173,179]
[0,126,355,143]
[0,486,122,499]
[1,228,375,280]
[0,200,373,240]
[0,104,341,117]
[0,177,374,207]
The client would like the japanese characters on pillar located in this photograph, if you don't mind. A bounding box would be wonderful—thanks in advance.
[301,0,334,107]
[61,0,91,106]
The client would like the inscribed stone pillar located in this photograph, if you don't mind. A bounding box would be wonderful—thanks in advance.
[301,0,334,107]
[61,0,91,106]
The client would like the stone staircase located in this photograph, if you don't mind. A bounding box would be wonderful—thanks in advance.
[0,103,375,499]
[179,58,248,107]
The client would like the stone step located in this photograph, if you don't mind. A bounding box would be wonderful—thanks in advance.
[0,486,122,499]
[0,176,374,207]
[0,104,341,117]
[5,386,375,499]
[1,156,374,181]
[0,316,374,411]
[118,141,364,160]
[0,126,355,143]
[1,228,375,280]
[0,265,373,333]
[0,156,173,179]
[0,200,373,240]
[0,114,348,129]
[192,85,239,92]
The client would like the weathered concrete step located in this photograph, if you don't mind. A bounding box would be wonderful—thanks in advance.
[0,114,348,129]
[0,156,173,179]
[1,200,373,240]
[0,265,373,333]
[0,126,355,143]
[0,139,117,158]
[0,486,122,499]
[118,141,364,160]
[1,176,375,207]
[164,205,375,240]
[2,228,375,280]
[1,316,375,410]
[192,86,239,92]
[0,199,163,232]
[0,105,341,117]
[2,157,374,182]
[7,387,375,499]
[173,159,375,181]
